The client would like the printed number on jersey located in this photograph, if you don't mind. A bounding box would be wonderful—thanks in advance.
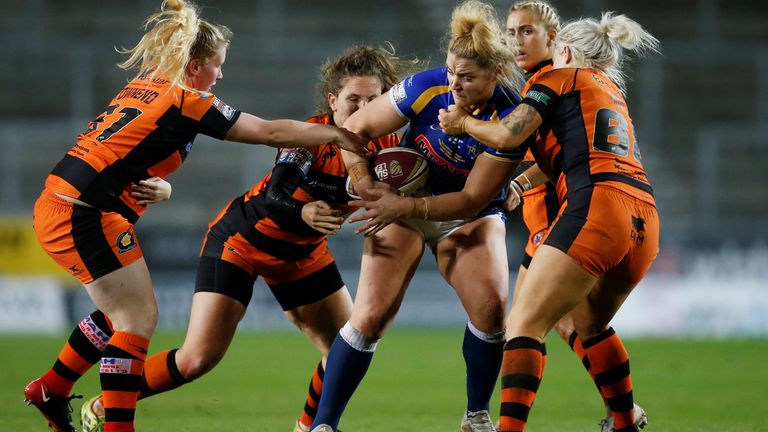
[593,108,641,161]
[85,104,144,142]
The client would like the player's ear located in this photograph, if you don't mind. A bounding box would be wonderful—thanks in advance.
[187,59,200,75]
[328,92,338,113]
[547,29,557,47]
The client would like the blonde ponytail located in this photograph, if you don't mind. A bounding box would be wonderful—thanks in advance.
[117,0,232,91]
[558,12,659,94]
[448,0,525,94]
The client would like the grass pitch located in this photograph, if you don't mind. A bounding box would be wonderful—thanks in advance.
[2,329,767,431]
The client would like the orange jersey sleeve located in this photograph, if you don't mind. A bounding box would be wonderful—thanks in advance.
[522,68,653,204]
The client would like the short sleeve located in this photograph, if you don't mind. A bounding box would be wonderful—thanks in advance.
[197,96,242,139]
[389,68,449,120]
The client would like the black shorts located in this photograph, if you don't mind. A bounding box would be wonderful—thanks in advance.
[194,257,345,310]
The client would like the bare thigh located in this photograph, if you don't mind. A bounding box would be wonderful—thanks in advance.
[284,287,353,362]
[437,216,508,333]
[85,257,157,338]
[349,223,424,338]
[506,245,597,342]
[569,276,637,341]
[512,255,576,342]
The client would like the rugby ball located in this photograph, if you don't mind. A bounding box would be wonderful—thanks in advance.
[346,147,429,199]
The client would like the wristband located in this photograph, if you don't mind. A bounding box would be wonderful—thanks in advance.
[421,197,430,220]
[516,173,533,192]
[510,179,524,195]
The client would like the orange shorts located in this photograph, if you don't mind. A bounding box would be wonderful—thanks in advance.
[520,185,560,266]
[33,189,143,284]
[195,196,342,310]
[544,185,659,284]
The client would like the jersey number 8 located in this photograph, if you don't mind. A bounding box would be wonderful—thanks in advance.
[593,108,641,161]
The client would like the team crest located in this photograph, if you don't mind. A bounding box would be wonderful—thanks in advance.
[117,231,137,253]
[533,229,545,246]
[212,97,236,120]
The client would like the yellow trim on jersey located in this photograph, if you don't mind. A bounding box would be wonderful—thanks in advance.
[412,85,450,115]
[481,152,520,163]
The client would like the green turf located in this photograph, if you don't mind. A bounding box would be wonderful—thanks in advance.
[2,329,767,431]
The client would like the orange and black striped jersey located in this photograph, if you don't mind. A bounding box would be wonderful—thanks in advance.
[210,114,399,253]
[522,68,653,204]
[45,73,241,223]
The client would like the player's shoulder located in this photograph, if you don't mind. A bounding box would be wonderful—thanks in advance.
[399,67,448,94]
[528,68,581,96]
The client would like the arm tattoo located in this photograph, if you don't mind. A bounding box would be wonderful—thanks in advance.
[502,105,537,136]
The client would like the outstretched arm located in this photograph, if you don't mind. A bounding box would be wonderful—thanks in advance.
[439,103,542,151]
[225,113,369,156]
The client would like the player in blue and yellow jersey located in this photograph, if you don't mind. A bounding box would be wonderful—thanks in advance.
[22,2,368,432]
[311,2,530,432]
[75,46,407,432]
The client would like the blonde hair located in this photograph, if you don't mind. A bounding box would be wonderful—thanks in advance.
[558,12,660,94]
[117,0,233,90]
[448,0,525,93]
[317,44,422,114]
[508,0,561,32]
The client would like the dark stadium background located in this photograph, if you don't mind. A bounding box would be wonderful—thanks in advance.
[1,0,766,332]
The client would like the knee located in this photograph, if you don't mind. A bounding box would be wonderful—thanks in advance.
[466,292,507,333]
[110,304,158,339]
[175,347,224,381]
[553,315,576,342]
[350,315,387,339]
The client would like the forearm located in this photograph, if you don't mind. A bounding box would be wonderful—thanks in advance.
[401,192,486,221]
[513,163,549,191]
[463,117,513,151]
[464,104,541,151]
[227,113,340,147]
[259,119,340,148]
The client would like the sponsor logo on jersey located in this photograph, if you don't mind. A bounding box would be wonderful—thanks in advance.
[631,216,646,245]
[117,231,137,253]
[212,97,237,120]
[591,73,607,86]
[79,316,111,351]
[100,357,133,374]
[68,264,84,277]
[277,147,314,173]
[392,82,407,105]
[526,90,550,105]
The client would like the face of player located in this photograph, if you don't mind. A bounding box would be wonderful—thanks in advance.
[446,52,498,110]
[329,75,383,127]
[507,9,555,73]
[188,45,227,92]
